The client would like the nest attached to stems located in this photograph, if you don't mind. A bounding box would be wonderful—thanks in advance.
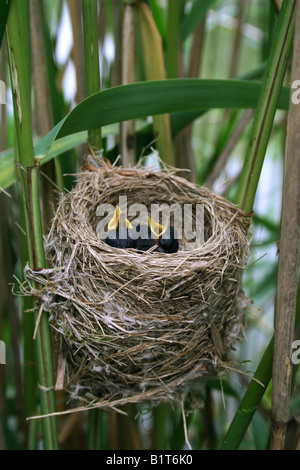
[23,159,252,412]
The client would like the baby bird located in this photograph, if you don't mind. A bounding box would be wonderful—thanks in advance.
[134,223,156,252]
[105,206,136,249]
[105,207,179,254]
[158,225,179,253]
[148,217,179,254]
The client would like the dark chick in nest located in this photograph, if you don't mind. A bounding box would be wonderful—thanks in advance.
[105,206,179,254]
[105,205,136,249]
[147,217,179,254]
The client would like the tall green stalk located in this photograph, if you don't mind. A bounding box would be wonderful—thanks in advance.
[153,403,169,450]
[270,0,300,447]
[82,0,103,448]
[236,0,295,213]
[82,0,102,152]
[0,0,10,47]
[221,0,296,450]
[6,0,58,450]
[135,1,175,166]
[38,0,77,192]
[166,0,180,79]
[120,2,136,167]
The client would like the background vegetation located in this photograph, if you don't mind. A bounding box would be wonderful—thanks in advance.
[0,0,299,450]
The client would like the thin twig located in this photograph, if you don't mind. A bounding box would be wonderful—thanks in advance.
[33,302,44,340]
[181,401,192,450]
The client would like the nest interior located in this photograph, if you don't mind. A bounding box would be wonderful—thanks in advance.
[24,162,252,409]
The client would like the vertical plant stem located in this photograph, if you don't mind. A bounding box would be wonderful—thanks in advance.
[177,9,207,183]
[82,0,102,152]
[153,403,169,450]
[82,0,103,447]
[166,0,180,79]
[221,0,296,450]
[135,1,174,166]
[6,0,58,450]
[235,0,295,213]
[30,0,62,227]
[188,15,206,78]
[206,109,253,188]
[220,337,274,450]
[38,0,76,192]
[120,3,136,167]
[111,0,122,88]
[0,38,8,446]
[16,140,37,436]
[69,0,86,105]
[0,39,7,150]
[228,0,248,78]
[272,0,282,14]
[270,0,300,450]
[88,408,103,449]
[27,416,39,450]
[108,411,118,450]
[30,0,52,136]
[118,405,142,450]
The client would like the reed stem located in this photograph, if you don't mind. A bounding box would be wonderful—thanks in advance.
[236,0,295,213]
[270,0,300,449]
[82,0,102,152]
[166,0,180,79]
[221,0,296,450]
[6,0,58,450]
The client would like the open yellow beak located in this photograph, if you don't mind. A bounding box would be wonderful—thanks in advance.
[108,206,120,231]
[148,216,167,238]
[108,206,133,231]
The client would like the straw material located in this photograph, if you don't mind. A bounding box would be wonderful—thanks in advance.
[24,160,252,410]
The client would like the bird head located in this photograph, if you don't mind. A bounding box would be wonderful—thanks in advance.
[147,216,179,253]
[107,205,133,232]
[147,216,167,239]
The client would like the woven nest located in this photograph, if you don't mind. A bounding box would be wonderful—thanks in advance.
[24,159,252,411]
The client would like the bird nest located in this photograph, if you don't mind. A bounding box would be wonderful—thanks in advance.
[24,159,252,412]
